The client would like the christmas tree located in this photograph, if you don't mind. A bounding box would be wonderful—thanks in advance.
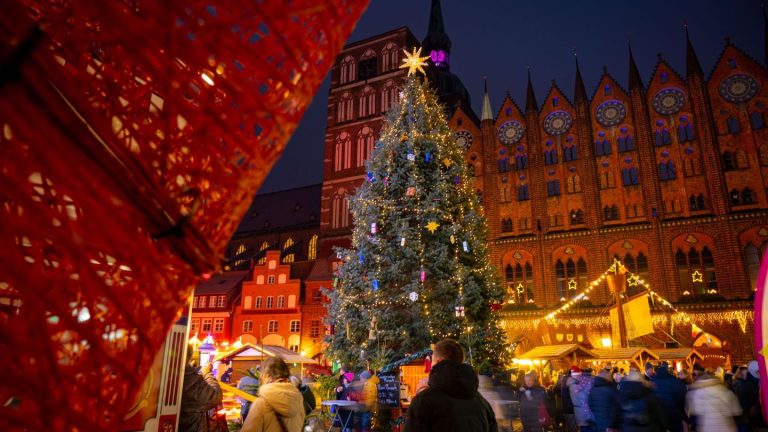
[325,48,507,371]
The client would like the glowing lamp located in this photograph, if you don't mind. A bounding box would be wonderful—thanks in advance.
[601,337,612,348]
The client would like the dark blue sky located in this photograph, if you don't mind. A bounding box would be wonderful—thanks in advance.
[258,0,763,193]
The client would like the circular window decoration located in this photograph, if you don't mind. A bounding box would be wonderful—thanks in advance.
[454,130,473,150]
[652,88,686,115]
[595,100,627,127]
[497,121,525,145]
[719,74,759,104]
[543,111,573,136]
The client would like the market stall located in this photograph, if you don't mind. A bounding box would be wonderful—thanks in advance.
[591,347,659,370]
[213,343,317,380]
[515,344,597,372]
[655,347,704,370]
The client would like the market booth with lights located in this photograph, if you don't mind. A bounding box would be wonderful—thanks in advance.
[212,343,317,381]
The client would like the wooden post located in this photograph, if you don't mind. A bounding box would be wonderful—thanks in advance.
[607,271,628,348]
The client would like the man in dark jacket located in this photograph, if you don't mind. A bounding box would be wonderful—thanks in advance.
[405,339,497,432]
[618,370,667,432]
[733,361,766,431]
[588,369,619,432]
[651,362,687,432]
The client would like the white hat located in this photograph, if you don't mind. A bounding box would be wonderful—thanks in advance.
[748,360,759,379]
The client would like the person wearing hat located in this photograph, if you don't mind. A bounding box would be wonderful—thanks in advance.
[643,361,656,382]
[651,361,687,432]
[618,370,668,432]
[242,356,305,432]
[686,370,742,432]
[567,365,595,431]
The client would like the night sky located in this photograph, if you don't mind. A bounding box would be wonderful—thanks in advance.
[258,0,762,193]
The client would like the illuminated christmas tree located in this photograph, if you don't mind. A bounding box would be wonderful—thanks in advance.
[325,48,507,371]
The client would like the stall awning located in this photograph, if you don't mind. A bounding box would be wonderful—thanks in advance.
[592,348,659,369]
[518,344,597,360]
[213,343,317,364]
[655,348,704,365]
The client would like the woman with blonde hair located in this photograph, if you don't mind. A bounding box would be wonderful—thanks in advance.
[242,356,305,432]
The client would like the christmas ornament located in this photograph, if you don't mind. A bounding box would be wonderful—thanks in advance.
[371,222,377,234]
[450,235,456,244]
[333,278,339,288]
[406,186,416,196]
[424,354,432,373]
[372,279,379,290]
[442,158,453,167]
[401,237,406,247]
[409,292,419,302]
[359,251,365,264]
[462,241,469,252]
[346,322,351,339]
[420,269,426,282]
[455,305,466,319]
[455,176,461,184]
[425,221,440,233]
[400,134,408,142]
[399,46,430,76]
[425,151,433,162]
[407,152,416,161]
[367,172,375,182]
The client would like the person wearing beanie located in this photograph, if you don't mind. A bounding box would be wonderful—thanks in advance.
[568,365,595,431]
[652,360,687,432]
[644,361,656,382]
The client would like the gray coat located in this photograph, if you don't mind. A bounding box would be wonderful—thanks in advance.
[569,375,595,426]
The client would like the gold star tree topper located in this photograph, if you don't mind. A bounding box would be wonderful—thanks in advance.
[400,47,430,76]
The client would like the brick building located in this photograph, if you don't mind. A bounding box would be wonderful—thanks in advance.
[200,0,765,364]
[190,271,248,343]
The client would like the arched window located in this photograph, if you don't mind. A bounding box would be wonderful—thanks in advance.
[726,116,741,134]
[244,296,252,309]
[500,218,513,233]
[340,56,356,84]
[308,235,318,260]
[564,144,578,161]
[759,146,768,166]
[337,92,353,123]
[615,251,650,295]
[359,86,376,118]
[676,246,717,296]
[659,161,677,181]
[595,138,611,156]
[603,205,619,221]
[722,151,736,171]
[621,167,639,186]
[751,112,765,130]
[745,241,768,290]
[381,43,399,71]
[544,149,558,165]
[381,80,397,112]
[730,189,742,206]
[566,175,582,194]
[689,194,707,211]
[678,121,695,142]
[258,241,269,265]
[356,126,375,167]
[618,134,635,152]
[654,128,672,146]
[600,172,616,189]
[282,238,295,263]
[555,257,588,302]
[549,213,563,227]
[233,243,246,268]
[505,262,534,304]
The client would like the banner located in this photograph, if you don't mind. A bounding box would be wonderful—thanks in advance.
[756,255,768,421]
[623,295,654,340]
[609,307,621,348]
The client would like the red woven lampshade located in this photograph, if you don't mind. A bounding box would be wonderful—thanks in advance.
[0,1,368,430]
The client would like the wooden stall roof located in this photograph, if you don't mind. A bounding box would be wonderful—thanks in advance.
[213,343,317,364]
[655,348,704,362]
[593,348,659,361]
[518,344,597,360]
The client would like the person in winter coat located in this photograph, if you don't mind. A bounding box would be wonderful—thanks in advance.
[568,367,595,431]
[557,370,577,432]
[651,362,687,432]
[242,356,305,432]
[404,339,497,432]
[518,372,549,432]
[618,370,668,432]
[686,371,742,432]
[179,360,223,432]
[588,369,619,432]
[238,367,260,421]
[289,376,316,415]
[732,361,766,431]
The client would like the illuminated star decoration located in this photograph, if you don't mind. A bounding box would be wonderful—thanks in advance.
[627,274,640,287]
[425,220,440,233]
[568,278,577,290]
[516,283,524,293]
[442,157,453,167]
[399,47,430,76]
[691,270,703,283]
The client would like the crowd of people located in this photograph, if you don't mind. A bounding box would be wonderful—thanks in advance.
[177,341,765,432]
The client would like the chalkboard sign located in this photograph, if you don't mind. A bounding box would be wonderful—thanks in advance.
[377,373,400,408]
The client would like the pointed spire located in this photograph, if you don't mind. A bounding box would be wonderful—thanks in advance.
[684,25,703,77]
[525,68,538,114]
[574,53,587,103]
[481,76,493,121]
[628,41,643,90]
[422,0,452,69]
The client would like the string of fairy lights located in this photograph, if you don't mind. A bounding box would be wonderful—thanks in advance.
[535,258,748,339]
